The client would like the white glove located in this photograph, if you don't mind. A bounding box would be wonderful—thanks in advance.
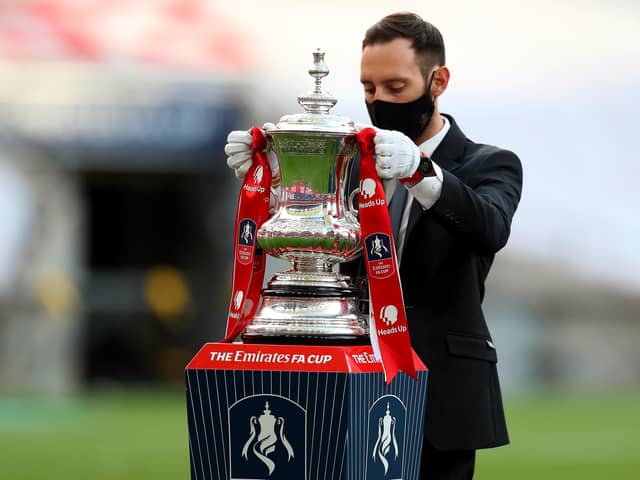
[224,123,279,180]
[225,130,253,179]
[373,129,420,180]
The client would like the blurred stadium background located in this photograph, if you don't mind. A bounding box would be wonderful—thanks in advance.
[0,0,638,478]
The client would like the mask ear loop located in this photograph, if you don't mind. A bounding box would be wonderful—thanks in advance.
[426,69,437,100]
[413,69,438,139]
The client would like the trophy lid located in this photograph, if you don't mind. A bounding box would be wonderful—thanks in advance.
[268,49,356,135]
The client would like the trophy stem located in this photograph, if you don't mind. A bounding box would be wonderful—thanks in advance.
[291,256,333,273]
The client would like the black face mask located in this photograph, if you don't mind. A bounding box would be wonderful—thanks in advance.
[365,74,435,141]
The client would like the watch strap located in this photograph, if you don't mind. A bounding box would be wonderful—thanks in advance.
[400,152,433,188]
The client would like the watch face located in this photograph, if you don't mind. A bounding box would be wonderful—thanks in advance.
[418,157,433,175]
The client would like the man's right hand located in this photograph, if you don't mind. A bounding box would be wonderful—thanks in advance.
[224,125,281,214]
[224,123,278,180]
[224,130,253,179]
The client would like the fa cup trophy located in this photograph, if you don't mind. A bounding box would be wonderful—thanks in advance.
[186,53,427,480]
[241,49,368,345]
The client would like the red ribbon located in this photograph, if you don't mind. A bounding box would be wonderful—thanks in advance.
[355,128,417,383]
[224,127,272,341]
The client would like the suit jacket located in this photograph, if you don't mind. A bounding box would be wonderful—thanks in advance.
[343,114,523,451]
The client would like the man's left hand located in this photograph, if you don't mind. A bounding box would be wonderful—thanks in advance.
[372,129,420,179]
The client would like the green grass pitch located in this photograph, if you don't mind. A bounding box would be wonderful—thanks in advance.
[1,390,638,479]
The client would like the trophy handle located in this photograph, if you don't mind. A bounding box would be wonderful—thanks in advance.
[348,188,360,216]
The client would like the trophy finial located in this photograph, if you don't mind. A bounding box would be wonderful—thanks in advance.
[297,49,337,114]
[309,49,329,92]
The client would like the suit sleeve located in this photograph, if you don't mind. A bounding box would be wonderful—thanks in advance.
[430,149,523,254]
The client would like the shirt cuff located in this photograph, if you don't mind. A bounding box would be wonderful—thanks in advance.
[407,161,443,210]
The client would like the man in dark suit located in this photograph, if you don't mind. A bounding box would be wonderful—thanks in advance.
[351,12,523,479]
[225,11,522,479]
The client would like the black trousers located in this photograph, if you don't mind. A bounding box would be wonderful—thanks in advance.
[420,439,476,480]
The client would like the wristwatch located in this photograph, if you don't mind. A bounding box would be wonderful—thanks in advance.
[400,152,434,188]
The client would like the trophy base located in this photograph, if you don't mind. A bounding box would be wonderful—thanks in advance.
[242,277,369,346]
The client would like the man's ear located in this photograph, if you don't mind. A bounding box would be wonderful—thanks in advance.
[431,66,450,98]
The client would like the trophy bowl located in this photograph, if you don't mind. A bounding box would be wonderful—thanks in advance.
[241,50,369,345]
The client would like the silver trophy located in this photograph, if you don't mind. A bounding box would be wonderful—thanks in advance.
[241,49,368,345]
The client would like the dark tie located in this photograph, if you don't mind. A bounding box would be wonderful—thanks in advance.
[388,180,407,243]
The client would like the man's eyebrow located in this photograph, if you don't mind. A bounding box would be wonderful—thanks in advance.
[360,77,409,84]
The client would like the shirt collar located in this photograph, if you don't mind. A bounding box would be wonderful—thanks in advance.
[418,115,450,157]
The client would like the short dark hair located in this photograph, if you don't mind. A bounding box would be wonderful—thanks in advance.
[362,12,445,78]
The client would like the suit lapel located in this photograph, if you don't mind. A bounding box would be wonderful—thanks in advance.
[404,114,468,250]
[430,113,466,173]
